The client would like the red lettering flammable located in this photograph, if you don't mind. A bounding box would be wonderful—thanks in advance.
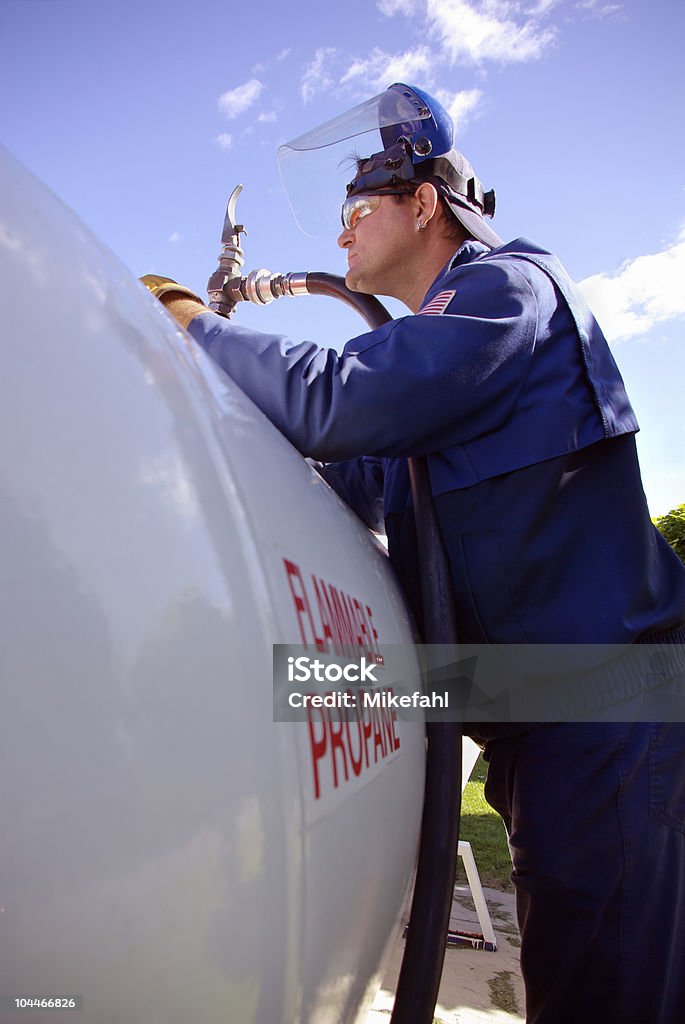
[283,558,383,663]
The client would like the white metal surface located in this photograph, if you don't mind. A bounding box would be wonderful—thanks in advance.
[0,146,426,1023]
[456,842,498,951]
[462,736,481,783]
[451,740,498,952]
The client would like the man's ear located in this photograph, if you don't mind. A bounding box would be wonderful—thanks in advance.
[414,182,440,227]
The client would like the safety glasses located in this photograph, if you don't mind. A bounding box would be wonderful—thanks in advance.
[341,194,381,231]
[340,189,416,231]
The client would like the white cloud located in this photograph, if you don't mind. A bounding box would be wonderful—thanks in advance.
[168,231,182,243]
[218,79,263,120]
[252,49,292,75]
[578,230,685,343]
[215,132,233,149]
[377,0,421,14]
[379,0,562,27]
[258,111,278,123]
[525,0,561,13]
[297,0,557,110]
[301,48,338,103]
[577,0,623,17]
[434,87,484,132]
[342,45,435,89]
[427,0,556,65]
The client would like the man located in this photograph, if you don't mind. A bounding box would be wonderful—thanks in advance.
[145,84,685,1023]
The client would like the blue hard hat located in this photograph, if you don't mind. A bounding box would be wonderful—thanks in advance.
[377,83,454,163]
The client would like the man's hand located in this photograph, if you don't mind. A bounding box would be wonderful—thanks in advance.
[140,275,207,330]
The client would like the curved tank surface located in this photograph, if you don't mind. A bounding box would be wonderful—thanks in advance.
[0,147,426,1024]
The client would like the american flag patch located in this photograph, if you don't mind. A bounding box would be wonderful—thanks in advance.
[417,289,456,315]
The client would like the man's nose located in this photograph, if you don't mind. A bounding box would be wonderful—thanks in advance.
[337,225,353,249]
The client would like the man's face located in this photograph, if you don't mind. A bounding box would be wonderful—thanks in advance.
[337,192,418,299]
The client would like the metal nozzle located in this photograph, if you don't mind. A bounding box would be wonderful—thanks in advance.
[240,270,309,304]
[207,184,248,317]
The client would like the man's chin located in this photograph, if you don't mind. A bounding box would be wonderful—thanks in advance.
[345,270,372,294]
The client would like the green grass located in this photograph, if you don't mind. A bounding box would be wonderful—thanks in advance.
[456,753,513,891]
[488,971,521,1015]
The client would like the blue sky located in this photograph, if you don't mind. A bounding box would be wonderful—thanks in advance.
[1,0,683,514]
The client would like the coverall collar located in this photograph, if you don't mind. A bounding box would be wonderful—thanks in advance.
[447,239,490,272]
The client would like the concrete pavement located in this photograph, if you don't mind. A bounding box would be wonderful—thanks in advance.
[367,884,525,1024]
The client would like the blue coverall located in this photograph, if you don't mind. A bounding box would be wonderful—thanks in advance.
[187,238,685,1023]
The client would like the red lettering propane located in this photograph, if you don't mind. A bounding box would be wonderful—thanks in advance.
[0,147,426,1023]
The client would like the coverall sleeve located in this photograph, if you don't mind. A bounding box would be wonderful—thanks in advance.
[318,456,385,531]
[187,259,538,462]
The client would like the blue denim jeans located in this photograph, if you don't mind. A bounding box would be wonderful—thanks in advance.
[484,721,685,1023]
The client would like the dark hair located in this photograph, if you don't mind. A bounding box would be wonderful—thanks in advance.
[438,199,472,244]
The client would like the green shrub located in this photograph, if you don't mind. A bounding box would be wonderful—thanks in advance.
[653,503,685,562]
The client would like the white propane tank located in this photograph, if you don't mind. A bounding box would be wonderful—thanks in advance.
[0,147,427,1024]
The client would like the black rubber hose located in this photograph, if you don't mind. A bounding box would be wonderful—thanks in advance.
[305,272,391,329]
[391,459,462,1024]
[305,272,463,1024]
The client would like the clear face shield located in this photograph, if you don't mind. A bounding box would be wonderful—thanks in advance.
[277,88,433,238]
